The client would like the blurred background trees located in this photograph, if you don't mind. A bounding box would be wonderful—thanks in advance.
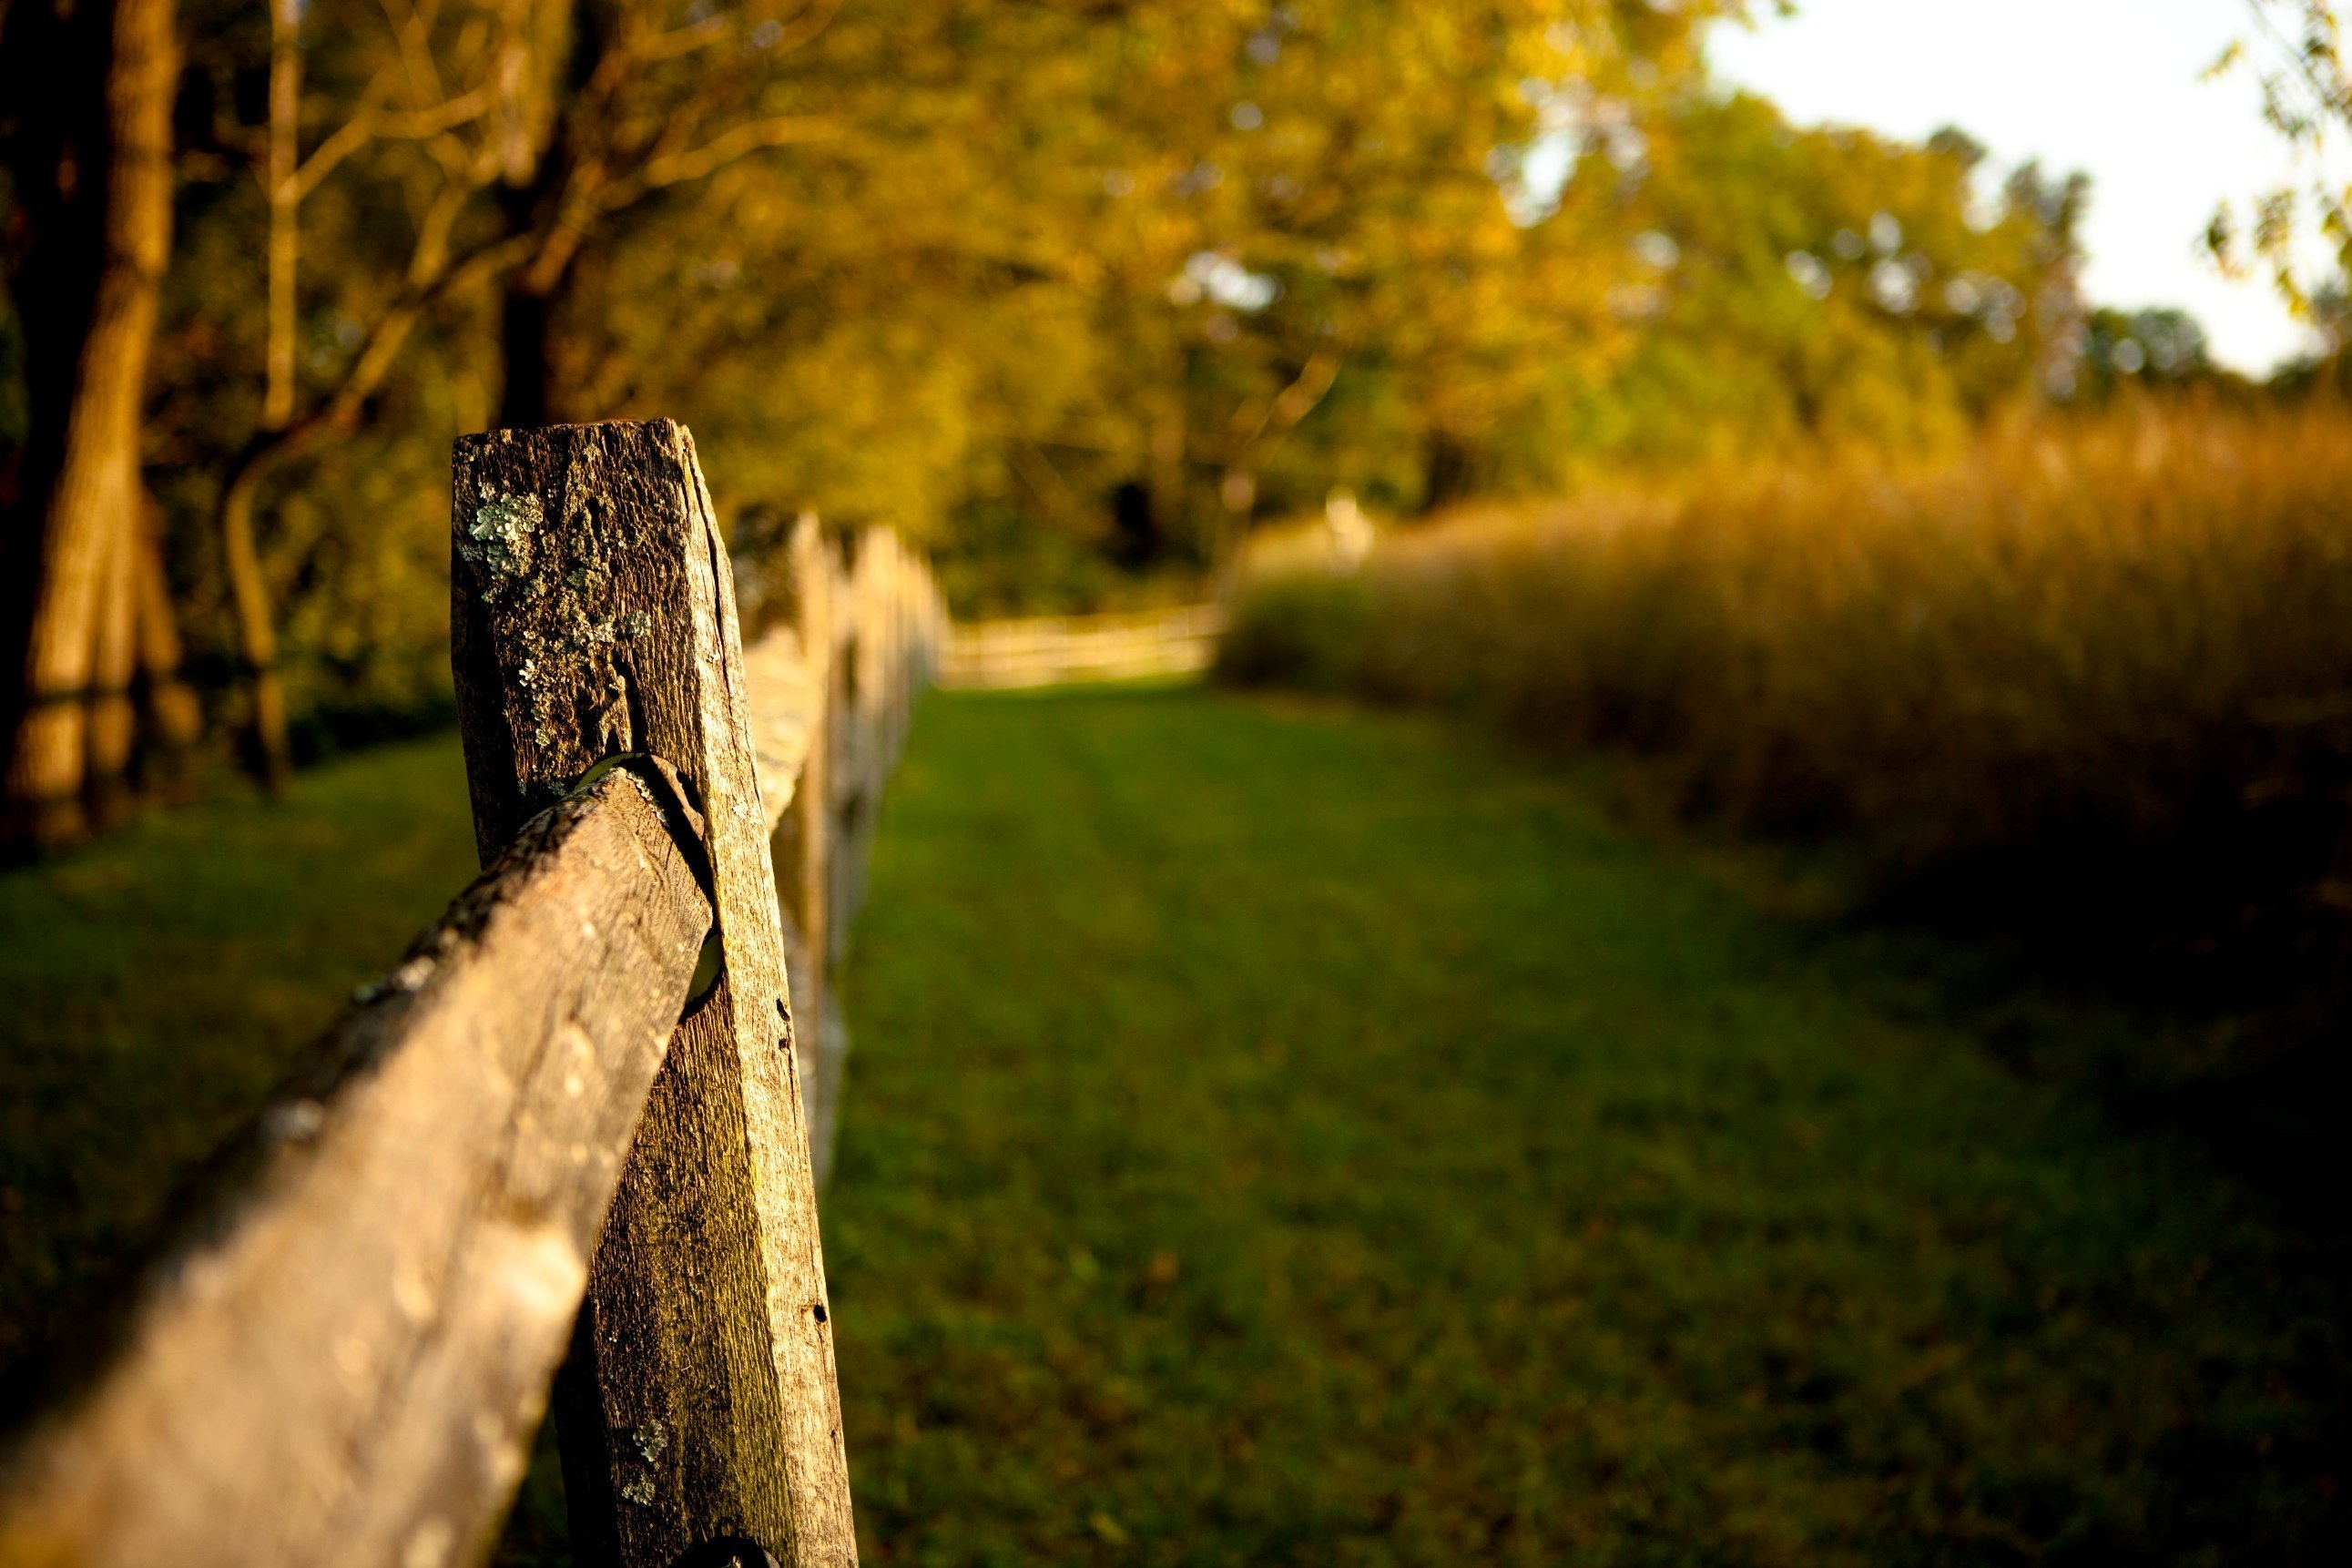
[0,0,2286,851]
[2212,1,2352,316]
[0,0,180,849]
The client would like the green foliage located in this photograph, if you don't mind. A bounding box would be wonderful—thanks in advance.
[1212,567,1372,691]
[819,686,2348,1563]
[2210,2,2352,319]
[1,0,2103,729]
[584,0,1746,545]
[2075,306,2225,400]
[929,500,1190,622]
[1509,96,2081,474]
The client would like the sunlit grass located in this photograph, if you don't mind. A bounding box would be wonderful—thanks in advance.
[1221,398,2352,1033]
[825,686,2347,1565]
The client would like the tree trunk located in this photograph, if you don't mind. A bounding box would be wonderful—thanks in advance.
[86,500,139,828]
[263,0,300,430]
[0,0,178,852]
[498,280,555,429]
[1149,399,1187,553]
[1211,467,1256,595]
[491,0,623,433]
[217,448,294,793]
[1420,428,1474,514]
[133,487,203,769]
[205,0,299,796]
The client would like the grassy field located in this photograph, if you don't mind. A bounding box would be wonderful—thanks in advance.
[1221,401,2352,1032]
[827,686,2346,1565]
[0,736,481,1408]
[2,691,2346,1563]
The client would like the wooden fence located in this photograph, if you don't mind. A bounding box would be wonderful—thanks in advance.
[0,422,941,1568]
[939,603,1224,690]
[738,521,944,1183]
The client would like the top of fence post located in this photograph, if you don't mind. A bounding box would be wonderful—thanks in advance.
[449,420,855,1567]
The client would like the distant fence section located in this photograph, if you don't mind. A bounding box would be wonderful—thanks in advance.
[0,423,941,1568]
[941,603,1226,690]
[737,520,945,1182]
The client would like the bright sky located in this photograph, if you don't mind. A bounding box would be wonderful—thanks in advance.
[1708,0,2331,374]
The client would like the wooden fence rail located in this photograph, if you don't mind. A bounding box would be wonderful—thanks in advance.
[738,520,944,1182]
[939,603,1223,690]
[0,421,940,1568]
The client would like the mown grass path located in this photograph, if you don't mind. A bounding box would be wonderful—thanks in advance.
[828,687,2346,1566]
[0,695,2342,1564]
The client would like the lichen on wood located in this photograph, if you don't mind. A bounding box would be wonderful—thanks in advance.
[450,421,856,1568]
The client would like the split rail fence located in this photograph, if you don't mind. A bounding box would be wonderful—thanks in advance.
[939,603,1224,690]
[0,422,942,1568]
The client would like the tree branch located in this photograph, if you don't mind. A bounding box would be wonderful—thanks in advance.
[630,113,840,194]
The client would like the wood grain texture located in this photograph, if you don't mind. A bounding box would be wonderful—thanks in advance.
[0,766,710,1568]
[449,421,854,1568]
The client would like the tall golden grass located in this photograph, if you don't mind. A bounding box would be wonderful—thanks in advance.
[1224,397,2352,997]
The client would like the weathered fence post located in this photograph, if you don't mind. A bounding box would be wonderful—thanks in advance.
[449,422,855,1568]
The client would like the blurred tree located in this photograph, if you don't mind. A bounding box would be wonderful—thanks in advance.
[197,0,514,789]
[0,0,182,851]
[2209,2,2352,319]
[1508,94,2083,473]
[1085,2,1729,546]
[0,0,2132,789]
[2081,306,2215,397]
[578,0,1736,580]
[485,0,843,426]
[180,0,842,783]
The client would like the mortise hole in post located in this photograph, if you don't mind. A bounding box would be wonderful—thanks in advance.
[681,930,724,1014]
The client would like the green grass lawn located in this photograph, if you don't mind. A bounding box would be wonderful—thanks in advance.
[0,735,480,1402]
[826,686,2347,1565]
[1,691,2344,1565]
